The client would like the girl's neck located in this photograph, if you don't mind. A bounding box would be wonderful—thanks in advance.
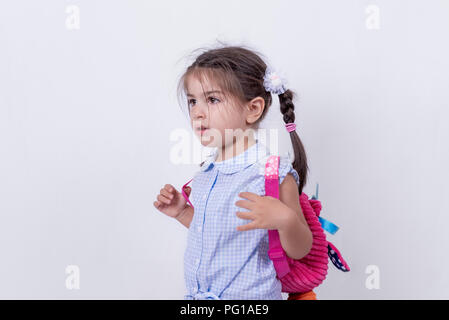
[215,134,256,163]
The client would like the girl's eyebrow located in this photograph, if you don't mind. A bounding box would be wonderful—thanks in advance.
[187,90,222,97]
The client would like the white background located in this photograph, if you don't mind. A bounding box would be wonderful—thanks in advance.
[0,0,448,299]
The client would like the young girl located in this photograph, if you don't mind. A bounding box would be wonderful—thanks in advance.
[154,45,313,300]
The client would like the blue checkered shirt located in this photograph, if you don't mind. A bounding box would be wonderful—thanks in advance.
[183,139,300,300]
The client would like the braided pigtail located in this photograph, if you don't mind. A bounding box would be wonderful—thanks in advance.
[279,90,308,195]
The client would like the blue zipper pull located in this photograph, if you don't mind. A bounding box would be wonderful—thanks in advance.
[311,183,319,200]
[319,216,339,235]
[311,183,339,235]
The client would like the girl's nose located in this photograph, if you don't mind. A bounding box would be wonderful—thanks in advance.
[191,105,207,120]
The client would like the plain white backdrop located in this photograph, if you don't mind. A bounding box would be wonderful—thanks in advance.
[0,0,448,299]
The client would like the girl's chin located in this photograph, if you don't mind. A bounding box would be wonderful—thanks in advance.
[198,135,219,148]
[199,139,216,148]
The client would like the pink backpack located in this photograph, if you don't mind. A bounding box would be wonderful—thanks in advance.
[263,155,349,299]
[181,155,350,300]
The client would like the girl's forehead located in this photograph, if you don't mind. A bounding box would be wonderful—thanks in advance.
[186,73,222,94]
[184,71,240,106]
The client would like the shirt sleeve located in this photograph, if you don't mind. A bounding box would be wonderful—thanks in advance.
[278,155,300,187]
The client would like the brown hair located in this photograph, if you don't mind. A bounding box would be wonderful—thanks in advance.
[176,42,308,194]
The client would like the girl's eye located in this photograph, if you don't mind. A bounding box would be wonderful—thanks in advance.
[208,97,220,104]
[188,99,196,108]
[187,97,220,109]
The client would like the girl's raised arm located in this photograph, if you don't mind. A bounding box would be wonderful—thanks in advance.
[154,184,194,228]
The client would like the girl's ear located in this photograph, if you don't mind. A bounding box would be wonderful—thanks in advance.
[245,97,265,125]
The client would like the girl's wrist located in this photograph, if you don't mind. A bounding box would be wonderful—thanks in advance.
[175,206,187,220]
[176,205,192,220]
[175,205,194,228]
[277,207,300,232]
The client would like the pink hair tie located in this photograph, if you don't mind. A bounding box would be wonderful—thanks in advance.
[285,123,296,133]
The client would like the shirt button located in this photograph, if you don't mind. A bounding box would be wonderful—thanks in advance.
[197,225,202,232]
[202,194,207,200]
[195,258,200,265]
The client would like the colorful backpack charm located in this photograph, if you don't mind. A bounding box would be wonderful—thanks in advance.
[264,155,350,300]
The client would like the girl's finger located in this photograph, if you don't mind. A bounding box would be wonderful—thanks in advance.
[157,194,172,205]
[238,192,261,202]
[235,211,255,221]
[235,199,255,210]
[164,184,176,193]
[160,188,174,200]
[236,221,258,232]
[154,201,165,209]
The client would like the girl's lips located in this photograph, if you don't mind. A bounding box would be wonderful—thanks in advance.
[199,128,209,135]
[196,126,209,135]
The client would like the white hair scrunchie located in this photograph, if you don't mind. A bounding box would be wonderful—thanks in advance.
[263,66,288,95]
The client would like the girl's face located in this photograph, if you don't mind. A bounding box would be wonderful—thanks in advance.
[186,75,252,149]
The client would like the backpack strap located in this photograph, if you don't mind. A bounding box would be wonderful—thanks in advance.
[265,155,291,279]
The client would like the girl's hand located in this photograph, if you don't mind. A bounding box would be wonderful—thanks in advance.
[235,192,296,231]
[154,184,191,219]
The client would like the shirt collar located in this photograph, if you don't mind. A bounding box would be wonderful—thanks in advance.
[200,139,270,174]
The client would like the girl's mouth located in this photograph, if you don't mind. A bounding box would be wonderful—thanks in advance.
[197,126,209,135]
